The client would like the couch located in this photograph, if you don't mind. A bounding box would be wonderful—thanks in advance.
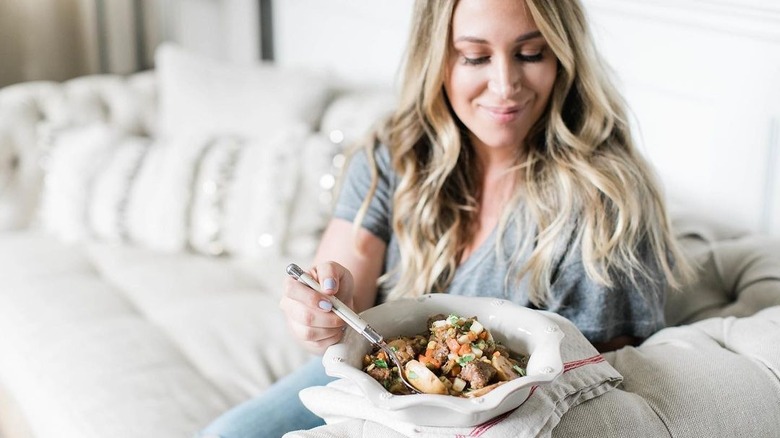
[1,44,779,438]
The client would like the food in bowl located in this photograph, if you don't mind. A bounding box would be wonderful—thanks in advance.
[322,295,564,427]
[362,313,528,397]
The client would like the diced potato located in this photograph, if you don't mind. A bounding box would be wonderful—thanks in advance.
[470,320,484,335]
[452,377,467,392]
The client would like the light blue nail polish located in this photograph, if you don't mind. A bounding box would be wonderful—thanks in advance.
[323,278,336,290]
[318,300,333,311]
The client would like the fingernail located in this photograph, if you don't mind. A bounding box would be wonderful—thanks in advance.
[323,278,336,291]
[318,300,333,311]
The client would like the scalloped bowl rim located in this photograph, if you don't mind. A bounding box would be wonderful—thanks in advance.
[322,294,565,425]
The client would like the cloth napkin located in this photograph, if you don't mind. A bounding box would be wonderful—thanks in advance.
[288,311,623,438]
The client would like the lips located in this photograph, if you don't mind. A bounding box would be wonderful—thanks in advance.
[480,104,523,123]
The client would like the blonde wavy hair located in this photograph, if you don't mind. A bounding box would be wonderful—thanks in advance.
[354,0,691,305]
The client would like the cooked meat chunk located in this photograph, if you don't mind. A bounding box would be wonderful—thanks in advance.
[493,343,510,358]
[459,360,496,389]
[430,326,449,343]
[431,341,449,364]
[387,337,422,365]
[367,366,392,385]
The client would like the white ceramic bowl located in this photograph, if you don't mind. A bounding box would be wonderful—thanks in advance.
[322,294,565,427]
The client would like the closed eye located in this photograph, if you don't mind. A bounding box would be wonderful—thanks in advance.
[463,56,489,66]
[462,52,545,66]
[517,52,544,63]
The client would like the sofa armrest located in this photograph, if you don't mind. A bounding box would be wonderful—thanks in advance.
[667,210,780,325]
[0,71,157,230]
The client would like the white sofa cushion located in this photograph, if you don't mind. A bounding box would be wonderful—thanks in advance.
[124,126,309,256]
[155,43,332,142]
[283,90,397,258]
[184,127,304,256]
[552,306,780,438]
[38,122,311,257]
[0,232,231,438]
[0,72,157,232]
[38,124,131,242]
[0,231,312,438]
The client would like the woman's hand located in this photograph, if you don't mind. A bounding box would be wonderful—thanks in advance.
[279,217,386,355]
[279,261,355,355]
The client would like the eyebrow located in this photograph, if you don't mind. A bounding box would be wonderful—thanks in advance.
[454,30,543,44]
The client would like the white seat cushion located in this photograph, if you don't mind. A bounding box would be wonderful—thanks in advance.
[0,231,310,438]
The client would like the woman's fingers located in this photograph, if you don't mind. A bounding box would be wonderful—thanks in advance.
[311,263,340,296]
[282,276,335,312]
[286,318,344,344]
[298,331,345,353]
[281,300,346,354]
[280,292,343,329]
[311,262,355,307]
[280,261,354,353]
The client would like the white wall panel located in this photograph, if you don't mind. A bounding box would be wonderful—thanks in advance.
[273,0,414,87]
[583,0,780,235]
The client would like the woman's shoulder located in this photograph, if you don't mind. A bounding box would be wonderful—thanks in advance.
[347,142,394,175]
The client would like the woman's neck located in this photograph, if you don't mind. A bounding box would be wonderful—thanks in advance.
[459,159,518,264]
[473,142,517,174]
[459,137,525,264]
[471,138,523,218]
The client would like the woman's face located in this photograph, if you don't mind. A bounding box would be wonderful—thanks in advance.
[444,0,557,155]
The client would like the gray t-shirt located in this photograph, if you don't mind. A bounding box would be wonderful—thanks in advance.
[332,145,666,343]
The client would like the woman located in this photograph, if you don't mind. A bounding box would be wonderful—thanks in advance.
[199,0,690,436]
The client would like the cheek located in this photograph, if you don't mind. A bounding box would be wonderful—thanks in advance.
[527,63,557,103]
[445,67,483,107]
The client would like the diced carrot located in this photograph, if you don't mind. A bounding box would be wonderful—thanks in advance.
[424,348,436,359]
[458,343,472,356]
[446,338,461,353]
[418,354,441,369]
[377,351,387,360]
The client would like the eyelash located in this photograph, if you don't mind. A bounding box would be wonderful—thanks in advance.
[462,52,544,66]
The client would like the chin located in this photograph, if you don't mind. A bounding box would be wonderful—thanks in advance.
[468,122,531,150]
[473,133,526,151]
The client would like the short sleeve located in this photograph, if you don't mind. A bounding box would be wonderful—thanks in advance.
[332,145,395,243]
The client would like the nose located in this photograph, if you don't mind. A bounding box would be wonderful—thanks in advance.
[487,57,520,99]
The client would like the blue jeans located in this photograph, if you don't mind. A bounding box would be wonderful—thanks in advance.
[198,357,335,438]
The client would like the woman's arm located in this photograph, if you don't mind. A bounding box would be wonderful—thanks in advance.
[312,217,387,313]
[279,217,387,354]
